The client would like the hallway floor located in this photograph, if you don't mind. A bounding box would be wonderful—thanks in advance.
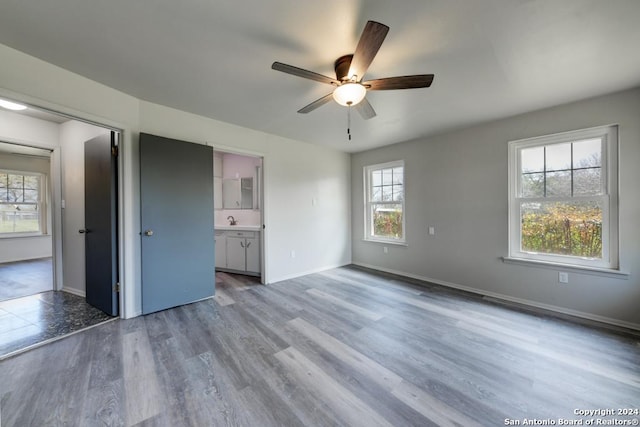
[0,257,53,302]
[0,291,114,359]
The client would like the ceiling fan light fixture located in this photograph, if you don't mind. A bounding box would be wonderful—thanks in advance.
[332,83,366,107]
[0,98,27,111]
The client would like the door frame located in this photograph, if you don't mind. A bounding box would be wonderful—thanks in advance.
[210,144,267,284]
[0,93,128,317]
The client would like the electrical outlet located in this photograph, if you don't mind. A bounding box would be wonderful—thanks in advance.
[290,250,296,258]
[558,272,569,283]
[383,246,388,254]
[428,226,435,236]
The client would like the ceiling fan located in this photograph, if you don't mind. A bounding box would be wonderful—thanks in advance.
[272,20,434,120]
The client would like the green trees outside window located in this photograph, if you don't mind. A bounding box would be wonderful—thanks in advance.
[521,201,602,258]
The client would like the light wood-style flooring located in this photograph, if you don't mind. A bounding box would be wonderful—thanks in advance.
[1,266,638,426]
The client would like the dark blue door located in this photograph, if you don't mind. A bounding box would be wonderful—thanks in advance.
[84,132,118,316]
[140,133,214,314]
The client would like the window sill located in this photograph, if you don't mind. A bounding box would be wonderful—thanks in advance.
[0,233,47,239]
[502,256,629,279]
[363,238,408,247]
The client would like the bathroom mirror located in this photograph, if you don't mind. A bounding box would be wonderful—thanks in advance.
[222,177,253,209]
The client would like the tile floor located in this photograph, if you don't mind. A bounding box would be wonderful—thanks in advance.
[0,258,114,358]
[0,291,114,359]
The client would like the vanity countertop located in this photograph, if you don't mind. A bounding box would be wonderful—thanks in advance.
[215,225,262,231]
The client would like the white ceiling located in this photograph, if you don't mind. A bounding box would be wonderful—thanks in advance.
[1,0,639,153]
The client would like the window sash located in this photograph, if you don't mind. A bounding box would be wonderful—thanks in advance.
[508,125,618,270]
[513,195,610,267]
[364,161,405,243]
[516,137,606,200]
[0,171,45,236]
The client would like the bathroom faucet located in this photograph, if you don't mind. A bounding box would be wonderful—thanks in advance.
[227,216,237,226]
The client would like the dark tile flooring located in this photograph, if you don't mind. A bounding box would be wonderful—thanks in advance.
[0,258,115,358]
[0,257,53,301]
[0,291,115,359]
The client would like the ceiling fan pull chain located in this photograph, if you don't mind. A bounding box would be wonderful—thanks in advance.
[347,103,352,141]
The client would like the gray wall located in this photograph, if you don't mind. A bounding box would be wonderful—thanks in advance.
[351,87,640,328]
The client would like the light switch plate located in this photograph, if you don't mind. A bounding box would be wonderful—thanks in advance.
[558,272,569,283]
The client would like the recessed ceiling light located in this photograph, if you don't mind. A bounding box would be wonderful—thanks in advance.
[0,99,28,111]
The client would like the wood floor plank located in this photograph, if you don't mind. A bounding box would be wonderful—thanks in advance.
[287,317,403,391]
[392,379,484,427]
[82,378,125,427]
[213,288,235,306]
[306,288,384,321]
[122,330,165,425]
[274,346,395,427]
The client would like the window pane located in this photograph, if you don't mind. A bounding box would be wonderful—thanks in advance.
[392,167,403,185]
[573,168,602,196]
[393,184,404,202]
[23,175,39,190]
[372,170,382,187]
[546,143,572,171]
[382,169,392,185]
[372,204,403,239]
[521,172,544,198]
[24,189,39,203]
[520,200,602,259]
[371,187,382,202]
[7,189,23,202]
[0,173,7,188]
[521,146,544,173]
[546,170,571,197]
[8,174,23,189]
[573,138,601,168]
[382,186,393,201]
[0,204,40,233]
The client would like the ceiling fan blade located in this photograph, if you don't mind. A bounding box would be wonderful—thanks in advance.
[272,62,339,86]
[348,21,389,81]
[298,93,334,114]
[355,98,376,120]
[363,74,434,90]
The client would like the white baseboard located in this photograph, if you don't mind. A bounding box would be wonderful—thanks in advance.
[351,262,640,333]
[62,286,86,298]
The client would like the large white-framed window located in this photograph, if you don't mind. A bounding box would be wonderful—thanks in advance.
[508,125,618,270]
[364,160,405,244]
[0,170,46,237]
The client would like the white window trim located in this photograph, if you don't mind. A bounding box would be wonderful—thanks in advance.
[507,125,619,271]
[0,169,47,238]
[363,160,406,245]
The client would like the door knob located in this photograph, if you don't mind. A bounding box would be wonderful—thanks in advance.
[79,229,90,234]
[143,229,154,236]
